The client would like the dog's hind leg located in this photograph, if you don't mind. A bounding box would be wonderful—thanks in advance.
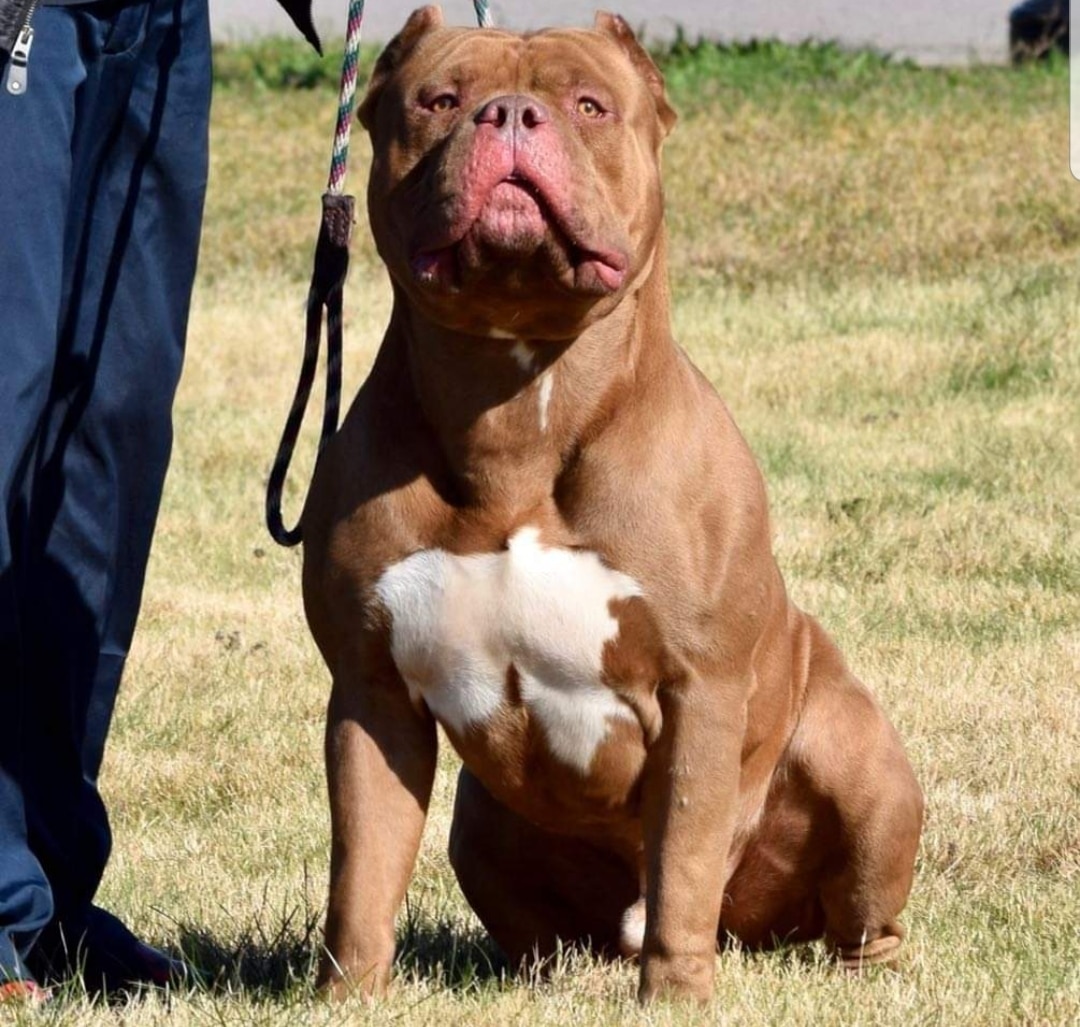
[788,617,923,968]
[720,614,922,968]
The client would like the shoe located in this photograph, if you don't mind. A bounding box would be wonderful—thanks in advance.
[28,906,194,997]
[0,979,50,1005]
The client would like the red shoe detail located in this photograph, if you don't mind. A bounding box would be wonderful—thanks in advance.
[0,980,50,1004]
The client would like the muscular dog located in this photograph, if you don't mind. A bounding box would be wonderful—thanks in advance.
[301,6,923,1003]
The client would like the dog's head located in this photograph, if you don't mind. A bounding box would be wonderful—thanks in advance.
[359,6,677,340]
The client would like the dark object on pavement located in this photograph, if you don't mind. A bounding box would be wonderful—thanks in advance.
[1009,0,1069,62]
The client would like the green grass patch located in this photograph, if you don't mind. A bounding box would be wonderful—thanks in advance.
[212,37,378,91]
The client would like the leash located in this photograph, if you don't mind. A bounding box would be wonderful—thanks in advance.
[266,0,495,546]
[473,0,493,28]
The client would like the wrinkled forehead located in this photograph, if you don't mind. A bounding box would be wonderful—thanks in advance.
[402,25,639,96]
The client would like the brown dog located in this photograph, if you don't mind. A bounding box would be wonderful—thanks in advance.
[300,6,923,1003]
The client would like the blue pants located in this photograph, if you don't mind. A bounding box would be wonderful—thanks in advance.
[0,0,210,978]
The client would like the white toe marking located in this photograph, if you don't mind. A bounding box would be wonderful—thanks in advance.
[373,527,641,773]
[619,900,646,957]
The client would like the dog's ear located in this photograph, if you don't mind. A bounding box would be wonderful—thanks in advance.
[593,11,677,138]
[358,5,445,132]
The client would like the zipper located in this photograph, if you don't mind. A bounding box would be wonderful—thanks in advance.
[4,0,37,96]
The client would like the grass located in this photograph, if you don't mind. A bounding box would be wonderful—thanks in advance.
[10,37,1078,1026]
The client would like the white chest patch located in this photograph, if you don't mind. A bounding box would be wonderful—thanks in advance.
[373,527,641,773]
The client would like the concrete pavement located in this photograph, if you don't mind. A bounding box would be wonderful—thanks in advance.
[212,0,1016,66]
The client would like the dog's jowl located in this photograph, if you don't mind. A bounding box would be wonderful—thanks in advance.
[300,5,924,1003]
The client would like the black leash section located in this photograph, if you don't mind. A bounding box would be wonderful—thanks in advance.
[265,193,353,547]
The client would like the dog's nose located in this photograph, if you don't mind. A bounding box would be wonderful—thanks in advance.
[474,94,550,132]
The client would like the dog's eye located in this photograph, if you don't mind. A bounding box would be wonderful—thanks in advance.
[576,97,605,118]
[427,93,459,113]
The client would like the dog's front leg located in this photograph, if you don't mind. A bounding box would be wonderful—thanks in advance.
[637,676,745,1004]
[317,672,437,1000]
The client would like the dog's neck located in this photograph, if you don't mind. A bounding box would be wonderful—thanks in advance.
[388,249,674,512]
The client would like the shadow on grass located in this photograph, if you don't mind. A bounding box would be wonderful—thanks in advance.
[168,903,851,1005]
[173,896,505,1000]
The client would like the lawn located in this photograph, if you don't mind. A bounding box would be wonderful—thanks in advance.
[13,34,1078,1027]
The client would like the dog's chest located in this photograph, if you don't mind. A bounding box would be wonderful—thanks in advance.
[374,527,645,775]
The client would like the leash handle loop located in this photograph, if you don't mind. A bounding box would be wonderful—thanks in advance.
[266,0,495,546]
[265,195,352,546]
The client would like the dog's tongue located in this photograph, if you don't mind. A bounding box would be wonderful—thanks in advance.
[470,181,547,254]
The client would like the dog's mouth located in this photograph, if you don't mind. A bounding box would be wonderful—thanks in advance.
[409,172,628,297]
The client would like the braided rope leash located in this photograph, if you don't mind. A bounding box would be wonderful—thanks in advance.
[328,0,366,196]
[266,0,495,546]
[472,0,494,29]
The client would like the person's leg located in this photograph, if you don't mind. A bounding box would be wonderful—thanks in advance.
[16,0,211,988]
[0,3,86,985]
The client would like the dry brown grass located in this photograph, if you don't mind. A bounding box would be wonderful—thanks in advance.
[9,47,1077,1026]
